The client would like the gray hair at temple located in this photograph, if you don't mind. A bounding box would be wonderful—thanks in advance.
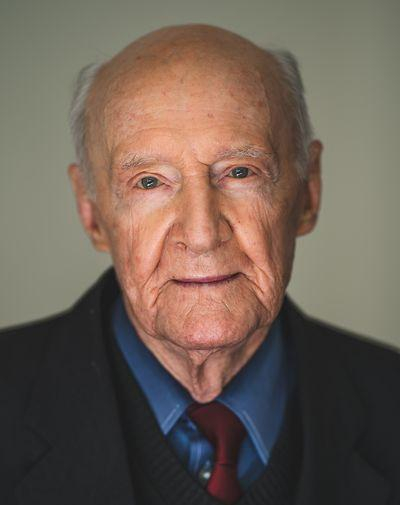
[69,49,314,194]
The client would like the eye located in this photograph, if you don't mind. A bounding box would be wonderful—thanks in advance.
[137,176,162,190]
[227,166,252,179]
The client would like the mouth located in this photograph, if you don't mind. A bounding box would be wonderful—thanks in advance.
[173,272,240,287]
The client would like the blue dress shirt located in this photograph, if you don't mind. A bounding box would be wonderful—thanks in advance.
[112,296,293,489]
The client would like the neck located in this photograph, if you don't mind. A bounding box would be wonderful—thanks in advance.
[129,322,269,403]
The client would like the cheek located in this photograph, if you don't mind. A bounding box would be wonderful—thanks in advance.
[234,192,299,291]
[105,201,174,295]
[234,195,283,256]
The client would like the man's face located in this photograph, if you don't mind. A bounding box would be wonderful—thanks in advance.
[71,49,320,359]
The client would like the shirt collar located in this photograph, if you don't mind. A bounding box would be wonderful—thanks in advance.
[112,296,292,464]
[218,317,293,464]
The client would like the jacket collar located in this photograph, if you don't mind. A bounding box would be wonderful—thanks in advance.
[16,269,390,505]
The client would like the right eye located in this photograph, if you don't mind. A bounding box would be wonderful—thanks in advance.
[136,176,162,190]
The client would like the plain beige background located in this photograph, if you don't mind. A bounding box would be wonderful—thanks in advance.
[1,0,399,348]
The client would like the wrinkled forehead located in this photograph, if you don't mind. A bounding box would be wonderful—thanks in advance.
[107,64,269,134]
[86,30,288,163]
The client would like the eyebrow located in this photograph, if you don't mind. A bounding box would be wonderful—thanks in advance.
[121,145,278,172]
[214,146,280,183]
[213,145,276,162]
[121,154,158,170]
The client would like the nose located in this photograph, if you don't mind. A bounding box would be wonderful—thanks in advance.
[176,176,232,255]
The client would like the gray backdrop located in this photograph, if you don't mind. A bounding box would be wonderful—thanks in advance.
[1,0,399,348]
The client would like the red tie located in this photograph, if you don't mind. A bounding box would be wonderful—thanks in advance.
[187,402,246,505]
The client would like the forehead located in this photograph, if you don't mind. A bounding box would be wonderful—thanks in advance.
[88,42,284,165]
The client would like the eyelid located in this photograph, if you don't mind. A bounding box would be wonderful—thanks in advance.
[128,166,181,187]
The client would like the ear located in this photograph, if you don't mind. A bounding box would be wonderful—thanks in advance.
[296,140,323,237]
[68,164,110,252]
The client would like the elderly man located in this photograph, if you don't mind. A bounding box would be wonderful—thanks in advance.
[1,24,399,505]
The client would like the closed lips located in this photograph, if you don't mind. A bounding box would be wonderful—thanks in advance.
[174,273,240,284]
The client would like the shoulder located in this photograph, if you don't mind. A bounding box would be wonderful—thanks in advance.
[0,268,118,365]
[0,311,72,412]
[0,310,70,367]
[305,310,400,373]
[291,302,400,417]
[286,296,400,367]
[0,310,70,347]
[0,268,118,396]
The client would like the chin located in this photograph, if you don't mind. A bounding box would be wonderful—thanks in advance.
[156,311,254,352]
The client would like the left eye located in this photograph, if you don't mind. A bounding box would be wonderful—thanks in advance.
[228,166,251,178]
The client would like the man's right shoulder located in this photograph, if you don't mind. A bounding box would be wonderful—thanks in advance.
[0,311,71,385]
[0,267,117,375]
[0,268,117,401]
[0,309,70,344]
[0,311,75,438]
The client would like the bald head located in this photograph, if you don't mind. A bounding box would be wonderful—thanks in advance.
[70,24,313,190]
[95,24,274,81]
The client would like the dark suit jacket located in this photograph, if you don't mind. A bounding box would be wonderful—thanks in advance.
[1,268,399,505]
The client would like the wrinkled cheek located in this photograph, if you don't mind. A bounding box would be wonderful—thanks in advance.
[107,219,143,294]
[271,226,297,282]
[113,237,165,336]
[251,217,297,309]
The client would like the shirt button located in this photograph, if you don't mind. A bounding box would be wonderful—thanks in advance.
[198,460,213,486]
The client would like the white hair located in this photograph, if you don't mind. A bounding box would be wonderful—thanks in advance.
[268,49,314,178]
[69,49,314,190]
[69,62,103,192]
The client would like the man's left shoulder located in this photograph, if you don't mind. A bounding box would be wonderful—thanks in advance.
[285,297,400,396]
[307,311,399,364]
[301,307,400,402]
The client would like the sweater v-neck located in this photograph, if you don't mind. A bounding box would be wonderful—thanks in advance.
[105,316,303,505]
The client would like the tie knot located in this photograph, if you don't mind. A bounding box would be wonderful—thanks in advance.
[187,401,246,464]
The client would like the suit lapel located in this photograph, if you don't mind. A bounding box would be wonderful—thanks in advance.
[16,271,135,505]
[284,298,391,505]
